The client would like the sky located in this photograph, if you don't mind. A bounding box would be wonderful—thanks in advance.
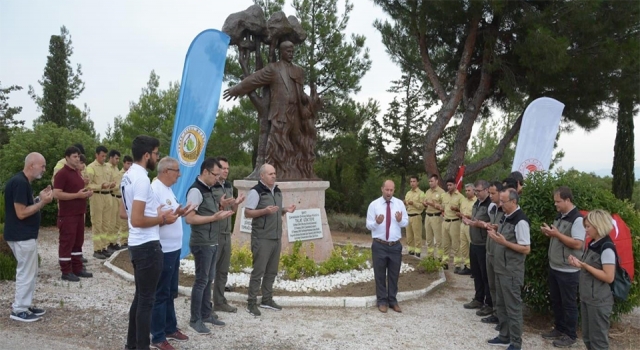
[1,0,637,177]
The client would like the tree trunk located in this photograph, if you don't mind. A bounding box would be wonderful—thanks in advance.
[612,93,635,200]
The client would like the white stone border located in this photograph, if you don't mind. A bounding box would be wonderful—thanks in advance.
[104,250,447,308]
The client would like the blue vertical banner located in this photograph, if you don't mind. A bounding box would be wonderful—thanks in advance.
[169,29,230,259]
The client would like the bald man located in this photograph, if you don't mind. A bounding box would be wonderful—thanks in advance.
[4,153,54,322]
[366,180,409,313]
[244,164,296,316]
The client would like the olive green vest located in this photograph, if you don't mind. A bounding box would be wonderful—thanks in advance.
[486,206,504,256]
[580,236,614,306]
[250,181,283,240]
[548,207,583,271]
[493,208,529,277]
[188,179,220,246]
[211,181,234,235]
[470,196,491,246]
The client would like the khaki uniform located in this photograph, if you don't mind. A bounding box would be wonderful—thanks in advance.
[441,190,463,263]
[109,164,127,246]
[457,196,476,268]
[404,188,424,254]
[86,160,114,252]
[422,187,445,257]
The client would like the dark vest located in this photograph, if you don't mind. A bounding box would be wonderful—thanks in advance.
[548,207,583,271]
[486,206,504,256]
[580,236,615,306]
[188,178,220,246]
[493,208,529,277]
[250,182,283,240]
[212,181,234,235]
[470,196,491,246]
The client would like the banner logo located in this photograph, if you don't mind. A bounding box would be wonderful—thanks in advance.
[177,125,206,166]
[518,158,544,175]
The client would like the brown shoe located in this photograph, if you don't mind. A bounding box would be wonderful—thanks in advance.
[165,329,189,342]
[391,304,402,313]
[378,304,388,313]
[150,340,175,350]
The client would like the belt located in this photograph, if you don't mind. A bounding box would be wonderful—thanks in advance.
[408,213,420,217]
[111,194,122,198]
[426,212,440,217]
[94,191,112,194]
[444,218,460,222]
[374,238,399,246]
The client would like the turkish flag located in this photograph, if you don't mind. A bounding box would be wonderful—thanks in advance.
[455,165,465,191]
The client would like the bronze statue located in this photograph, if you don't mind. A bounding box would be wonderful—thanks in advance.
[223,41,320,181]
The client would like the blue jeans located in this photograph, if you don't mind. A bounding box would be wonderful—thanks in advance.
[151,249,180,343]
[126,240,163,350]
[190,244,218,322]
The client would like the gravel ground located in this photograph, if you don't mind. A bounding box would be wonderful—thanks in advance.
[1,228,638,350]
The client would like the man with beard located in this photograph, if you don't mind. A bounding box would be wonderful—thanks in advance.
[121,135,179,350]
[53,146,94,282]
[366,180,409,313]
[4,153,53,322]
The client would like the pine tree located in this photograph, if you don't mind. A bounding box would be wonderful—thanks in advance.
[28,26,85,128]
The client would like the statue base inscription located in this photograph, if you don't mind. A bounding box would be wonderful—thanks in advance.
[232,180,333,262]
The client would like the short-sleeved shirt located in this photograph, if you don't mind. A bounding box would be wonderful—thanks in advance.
[422,187,445,214]
[441,190,464,219]
[505,207,531,245]
[151,179,183,253]
[404,188,425,215]
[54,164,87,217]
[121,163,159,246]
[245,181,275,210]
[3,172,40,241]
[186,177,213,210]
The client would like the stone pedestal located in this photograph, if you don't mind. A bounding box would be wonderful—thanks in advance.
[232,180,333,262]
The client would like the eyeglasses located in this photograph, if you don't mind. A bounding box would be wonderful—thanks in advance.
[474,188,486,193]
[207,169,220,177]
[167,168,180,173]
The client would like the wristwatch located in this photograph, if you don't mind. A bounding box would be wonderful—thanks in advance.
[34,196,41,204]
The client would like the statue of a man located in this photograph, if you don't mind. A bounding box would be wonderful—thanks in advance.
[223,41,319,181]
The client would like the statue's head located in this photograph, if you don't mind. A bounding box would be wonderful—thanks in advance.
[279,41,294,63]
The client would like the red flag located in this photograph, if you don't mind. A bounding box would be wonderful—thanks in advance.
[455,165,465,191]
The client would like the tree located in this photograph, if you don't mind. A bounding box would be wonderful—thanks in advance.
[372,73,430,195]
[206,98,259,166]
[0,82,25,147]
[67,103,98,139]
[292,0,373,137]
[108,71,180,157]
[29,26,85,128]
[611,34,640,200]
[373,0,639,180]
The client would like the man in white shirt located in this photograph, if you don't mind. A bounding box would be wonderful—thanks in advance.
[120,136,179,350]
[150,157,194,350]
[366,180,409,313]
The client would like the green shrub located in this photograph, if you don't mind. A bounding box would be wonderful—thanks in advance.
[521,170,640,318]
[279,241,318,280]
[0,223,17,281]
[317,243,371,276]
[0,192,5,223]
[327,213,368,234]
[416,256,443,273]
[229,243,253,273]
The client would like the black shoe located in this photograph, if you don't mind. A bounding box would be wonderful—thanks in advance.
[101,249,113,258]
[482,315,499,324]
[61,273,80,282]
[76,270,93,278]
[458,266,472,275]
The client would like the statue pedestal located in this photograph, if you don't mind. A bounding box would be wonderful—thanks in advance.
[232,180,333,262]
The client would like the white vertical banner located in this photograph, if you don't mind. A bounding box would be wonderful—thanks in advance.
[511,97,564,178]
